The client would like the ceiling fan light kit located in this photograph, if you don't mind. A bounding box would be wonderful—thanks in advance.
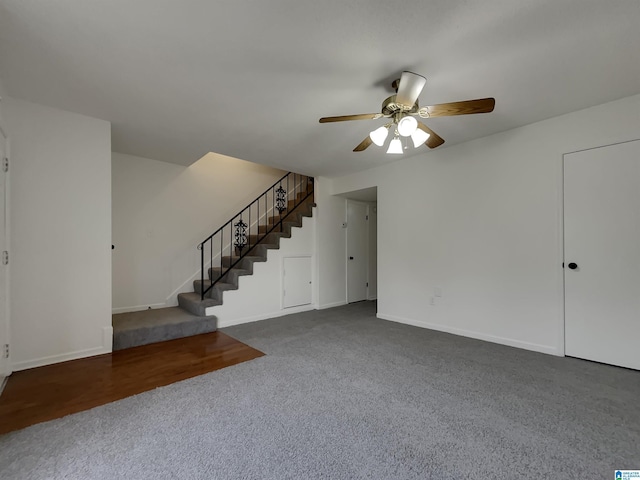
[410,128,430,148]
[319,71,495,154]
[397,115,418,137]
[386,136,404,154]
[369,125,389,146]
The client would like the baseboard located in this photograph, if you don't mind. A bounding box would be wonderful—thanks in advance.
[112,303,166,314]
[317,301,347,310]
[376,313,561,356]
[12,326,113,371]
[216,304,316,328]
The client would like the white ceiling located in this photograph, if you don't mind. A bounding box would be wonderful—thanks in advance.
[1,0,639,177]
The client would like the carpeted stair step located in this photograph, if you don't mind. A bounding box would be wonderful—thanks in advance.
[258,202,314,234]
[193,281,237,301]
[221,254,266,269]
[208,266,251,283]
[258,218,301,235]
[112,307,217,350]
[247,231,287,246]
[178,292,222,316]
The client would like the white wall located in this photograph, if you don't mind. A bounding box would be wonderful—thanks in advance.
[205,212,316,325]
[112,152,286,312]
[4,97,112,370]
[322,93,640,356]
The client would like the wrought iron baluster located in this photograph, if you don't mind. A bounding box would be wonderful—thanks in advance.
[276,183,286,214]
[234,216,247,255]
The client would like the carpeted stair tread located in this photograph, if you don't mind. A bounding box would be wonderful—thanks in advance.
[112,307,217,350]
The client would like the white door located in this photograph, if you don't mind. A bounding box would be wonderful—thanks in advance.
[283,256,312,308]
[0,133,8,382]
[564,139,640,370]
[347,201,368,303]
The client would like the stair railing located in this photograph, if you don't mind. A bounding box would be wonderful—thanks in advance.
[198,172,314,300]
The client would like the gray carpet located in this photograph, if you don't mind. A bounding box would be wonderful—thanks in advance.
[1,302,638,479]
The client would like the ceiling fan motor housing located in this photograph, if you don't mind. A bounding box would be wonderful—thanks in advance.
[381,95,419,116]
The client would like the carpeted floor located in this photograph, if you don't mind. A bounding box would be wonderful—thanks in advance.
[0,301,638,479]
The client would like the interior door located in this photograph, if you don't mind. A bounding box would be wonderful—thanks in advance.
[0,133,7,381]
[564,139,640,370]
[347,201,368,303]
[283,256,312,308]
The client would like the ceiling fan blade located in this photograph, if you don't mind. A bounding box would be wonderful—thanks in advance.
[417,122,445,149]
[421,98,495,118]
[395,71,427,107]
[319,113,381,123]
[353,136,373,152]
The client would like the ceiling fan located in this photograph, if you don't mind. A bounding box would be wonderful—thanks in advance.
[319,71,495,154]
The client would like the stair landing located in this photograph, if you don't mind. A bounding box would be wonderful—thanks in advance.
[112,307,217,350]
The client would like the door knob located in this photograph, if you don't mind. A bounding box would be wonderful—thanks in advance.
[349,256,354,260]
[568,262,578,270]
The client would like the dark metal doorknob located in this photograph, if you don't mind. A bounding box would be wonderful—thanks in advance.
[349,256,354,260]
[567,262,578,270]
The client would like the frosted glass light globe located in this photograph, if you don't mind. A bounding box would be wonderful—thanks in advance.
[397,115,418,137]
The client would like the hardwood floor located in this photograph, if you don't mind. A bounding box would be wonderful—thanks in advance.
[0,331,264,435]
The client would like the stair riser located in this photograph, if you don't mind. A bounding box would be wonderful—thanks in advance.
[205,268,247,285]
[178,294,219,316]
[221,256,266,269]
[113,317,217,351]
[247,232,286,245]
[265,205,313,227]
[193,281,238,301]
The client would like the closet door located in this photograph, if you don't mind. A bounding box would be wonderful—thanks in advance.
[564,140,640,370]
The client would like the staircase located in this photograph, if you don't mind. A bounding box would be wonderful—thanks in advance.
[112,173,314,350]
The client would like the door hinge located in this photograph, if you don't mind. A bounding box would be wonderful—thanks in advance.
[2,157,7,173]
[2,251,7,265]
[366,282,369,287]
[2,344,8,359]
[366,215,369,220]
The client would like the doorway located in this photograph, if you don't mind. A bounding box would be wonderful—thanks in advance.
[343,187,377,304]
[347,200,368,303]
[564,139,640,370]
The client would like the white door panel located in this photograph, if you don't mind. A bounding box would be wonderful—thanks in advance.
[0,133,7,383]
[283,256,312,308]
[347,201,368,303]
[564,140,640,370]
